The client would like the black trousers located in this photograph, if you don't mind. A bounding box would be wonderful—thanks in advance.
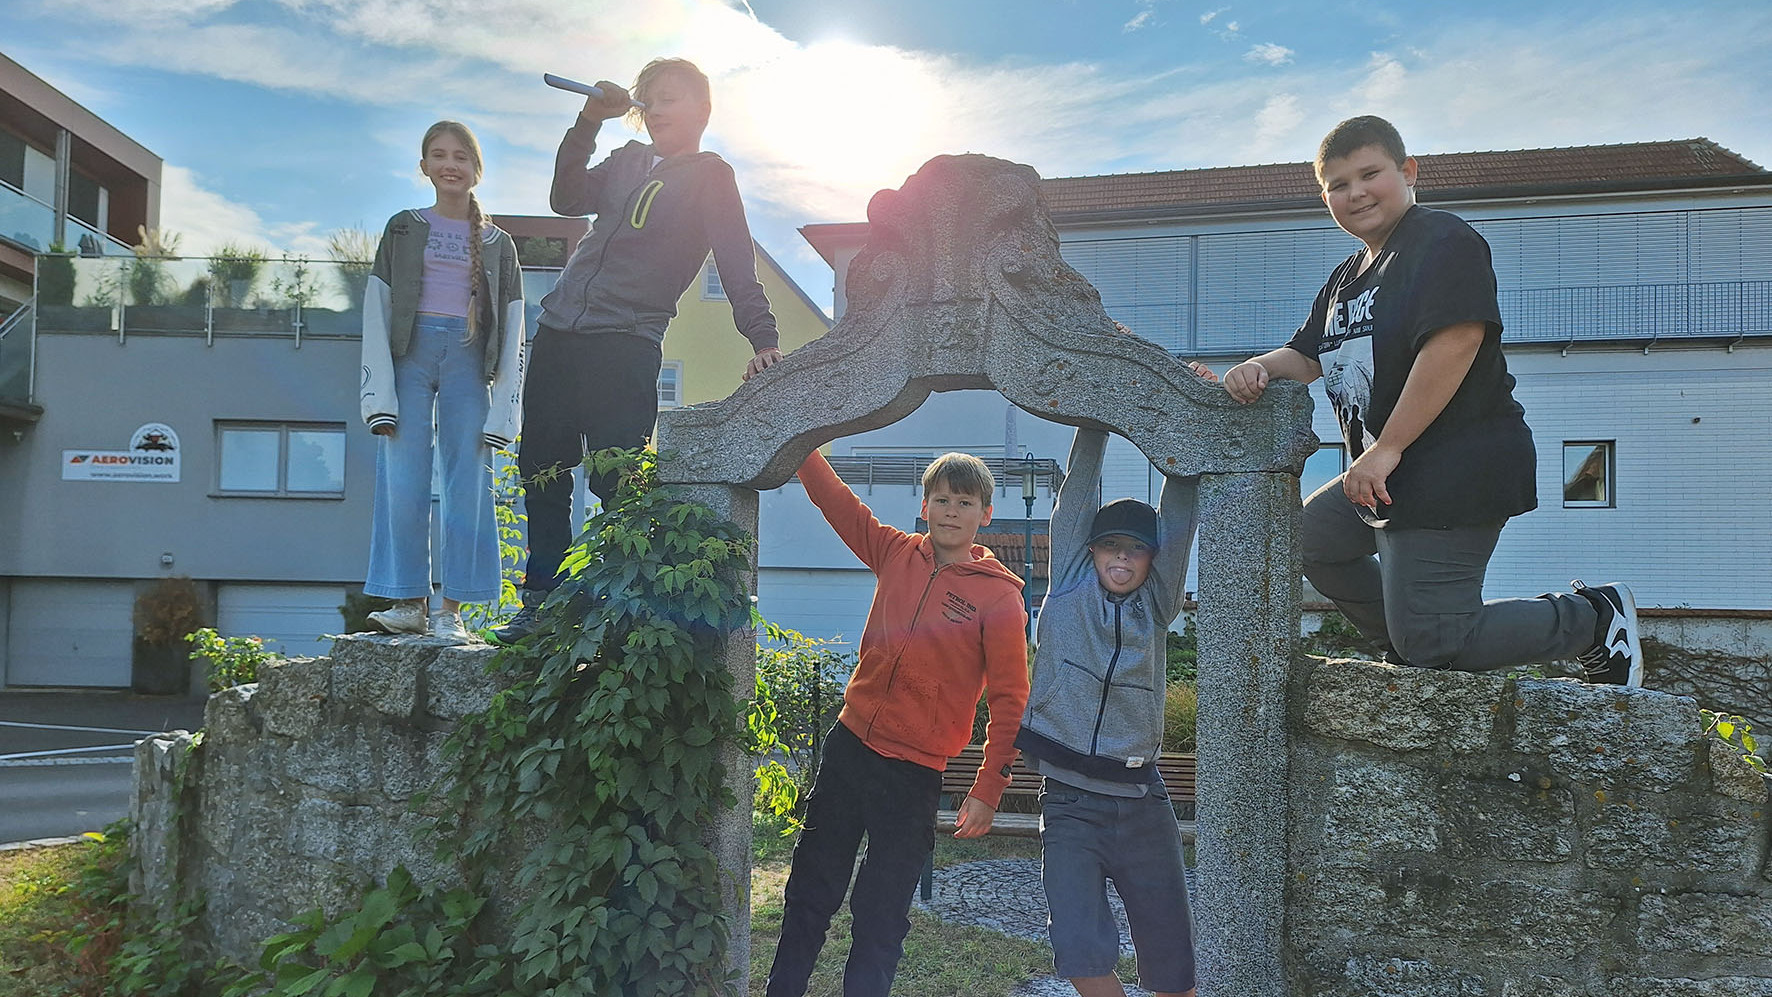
[766,722,942,997]
[515,326,661,592]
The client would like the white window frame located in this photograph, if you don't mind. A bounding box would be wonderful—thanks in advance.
[1562,440,1615,509]
[701,256,726,301]
[215,421,346,498]
[657,361,684,409]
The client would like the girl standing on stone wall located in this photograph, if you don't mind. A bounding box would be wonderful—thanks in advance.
[358,120,526,642]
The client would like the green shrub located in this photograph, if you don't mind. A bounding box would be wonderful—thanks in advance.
[1166,618,1198,682]
[1164,681,1197,752]
[187,627,281,690]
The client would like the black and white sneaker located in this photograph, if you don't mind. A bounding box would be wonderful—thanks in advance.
[489,590,546,646]
[1572,580,1642,687]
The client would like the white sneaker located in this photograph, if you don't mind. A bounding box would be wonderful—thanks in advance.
[429,608,474,644]
[368,599,428,635]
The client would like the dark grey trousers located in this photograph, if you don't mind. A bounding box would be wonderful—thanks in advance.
[1301,475,1598,671]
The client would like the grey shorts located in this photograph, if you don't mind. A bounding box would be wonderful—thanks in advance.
[1039,780,1196,992]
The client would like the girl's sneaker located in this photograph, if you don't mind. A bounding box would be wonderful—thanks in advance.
[368,599,428,635]
[429,608,474,645]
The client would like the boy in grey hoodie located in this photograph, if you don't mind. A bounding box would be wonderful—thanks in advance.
[1015,427,1200,997]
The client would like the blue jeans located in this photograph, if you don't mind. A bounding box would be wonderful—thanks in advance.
[1040,780,1196,993]
[365,314,499,604]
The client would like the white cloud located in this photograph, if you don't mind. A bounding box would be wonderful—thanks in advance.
[45,0,1772,241]
[159,165,330,257]
[1245,43,1294,66]
[1125,9,1155,31]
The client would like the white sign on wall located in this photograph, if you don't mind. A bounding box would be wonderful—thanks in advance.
[63,422,181,482]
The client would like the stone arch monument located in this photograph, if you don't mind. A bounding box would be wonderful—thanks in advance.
[656,153,1317,995]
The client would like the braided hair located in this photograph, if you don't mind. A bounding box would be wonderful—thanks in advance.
[420,120,487,342]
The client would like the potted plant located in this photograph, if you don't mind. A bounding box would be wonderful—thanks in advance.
[36,243,75,306]
[327,228,378,308]
[208,242,267,308]
[132,576,207,696]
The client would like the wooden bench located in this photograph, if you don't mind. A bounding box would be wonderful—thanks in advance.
[922,746,1197,900]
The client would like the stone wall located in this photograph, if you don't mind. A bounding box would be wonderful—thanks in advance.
[131,635,504,963]
[1289,656,1772,996]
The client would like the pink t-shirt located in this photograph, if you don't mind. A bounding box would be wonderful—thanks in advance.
[416,209,473,317]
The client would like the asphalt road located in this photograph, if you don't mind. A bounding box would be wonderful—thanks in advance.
[0,692,206,844]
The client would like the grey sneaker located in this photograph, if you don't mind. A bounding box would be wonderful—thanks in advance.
[429,608,474,644]
[368,599,428,635]
[1572,580,1642,686]
[490,590,546,646]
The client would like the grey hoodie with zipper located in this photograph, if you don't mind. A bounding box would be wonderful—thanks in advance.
[537,118,778,350]
[1015,428,1199,787]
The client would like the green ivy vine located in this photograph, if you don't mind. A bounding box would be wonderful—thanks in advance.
[431,447,764,995]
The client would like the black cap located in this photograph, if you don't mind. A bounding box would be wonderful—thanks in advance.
[1087,498,1158,549]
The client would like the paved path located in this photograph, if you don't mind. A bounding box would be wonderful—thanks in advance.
[914,858,1168,997]
[0,691,204,844]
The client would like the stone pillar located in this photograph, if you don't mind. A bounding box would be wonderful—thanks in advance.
[1191,470,1301,997]
[674,482,761,986]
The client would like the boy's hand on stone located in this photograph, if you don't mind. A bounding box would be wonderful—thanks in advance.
[581,81,632,121]
[953,796,996,838]
[1222,360,1268,403]
[1343,443,1399,511]
[743,347,782,382]
[1187,360,1219,384]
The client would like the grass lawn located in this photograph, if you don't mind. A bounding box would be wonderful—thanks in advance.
[3,828,1078,997]
[0,838,116,997]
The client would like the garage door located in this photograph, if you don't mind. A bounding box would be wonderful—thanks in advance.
[216,584,350,658]
[6,579,134,687]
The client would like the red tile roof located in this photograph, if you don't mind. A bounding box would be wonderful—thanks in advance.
[1041,139,1767,218]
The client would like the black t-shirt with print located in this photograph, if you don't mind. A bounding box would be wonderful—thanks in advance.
[1284,204,1537,529]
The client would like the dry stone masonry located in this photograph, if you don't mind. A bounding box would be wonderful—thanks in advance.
[1290,657,1772,995]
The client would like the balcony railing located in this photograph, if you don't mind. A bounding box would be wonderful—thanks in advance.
[0,180,133,256]
[0,296,35,403]
[34,253,370,341]
[0,181,56,254]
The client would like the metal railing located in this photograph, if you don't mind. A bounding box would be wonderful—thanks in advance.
[34,253,371,343]
[0,179,132,256]
[0,295,37,402]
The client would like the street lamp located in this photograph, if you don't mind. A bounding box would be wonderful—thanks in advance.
[1020,454,1038,638]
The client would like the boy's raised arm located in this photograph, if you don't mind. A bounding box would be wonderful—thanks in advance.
[796,449,910,571]
[1150,470,1201,626]
[550,116,615,218]
[1049,428,1106,588]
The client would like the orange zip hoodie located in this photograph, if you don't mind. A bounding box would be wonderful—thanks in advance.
[797,450,1030,808]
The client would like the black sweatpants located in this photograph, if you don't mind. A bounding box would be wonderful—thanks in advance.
[515,326,661,592]
[766,722,942,997]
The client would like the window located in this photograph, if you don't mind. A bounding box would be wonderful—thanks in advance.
[217,422,346,496]
[1300,443,1346,501]
[701,257,725,300]
[1562,441,1614,508]
[657,361,683,409]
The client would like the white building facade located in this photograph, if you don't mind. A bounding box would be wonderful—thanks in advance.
[763,140,1772,647]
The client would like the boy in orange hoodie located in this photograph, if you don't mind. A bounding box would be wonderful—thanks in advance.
[766,448,1030,997]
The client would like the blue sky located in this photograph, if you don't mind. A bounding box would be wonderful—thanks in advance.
[7,0,1771,312]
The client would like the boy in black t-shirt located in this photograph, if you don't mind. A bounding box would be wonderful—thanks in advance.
[1222,116,1642,684]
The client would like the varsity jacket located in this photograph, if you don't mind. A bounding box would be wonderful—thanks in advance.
[537,117,778,351]
[1015,429,1199,785]
[358,210,527,448]
[797,450,1030,808]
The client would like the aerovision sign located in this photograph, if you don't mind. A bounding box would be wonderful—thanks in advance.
[63,423,182,482]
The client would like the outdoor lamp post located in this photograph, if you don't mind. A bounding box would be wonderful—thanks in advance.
[1021,454,1038,638]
